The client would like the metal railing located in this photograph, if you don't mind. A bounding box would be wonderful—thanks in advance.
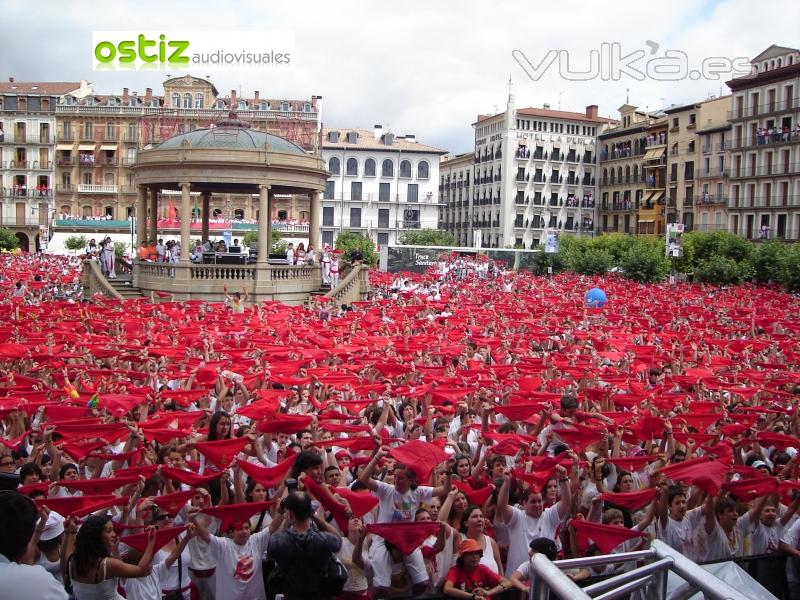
[529,540,754,600]
[728,96,799,119]
[0,132,53,144]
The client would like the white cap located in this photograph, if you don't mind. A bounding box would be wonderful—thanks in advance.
[40,510,65,541]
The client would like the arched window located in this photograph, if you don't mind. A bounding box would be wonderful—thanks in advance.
[195,93,204,108]
[633,165,639,180]
[260,101,269,110]
[183,93,192,108]
[625,166,630,181]
[346,158,358,176]
[328,157,341,175]
[399,160,412,178]
[82,205,92,217]
[238,100,247,110]
[617,167,622,181]
[788,55,794,65]
[603,168,608,180]
[417,160,429,179]
[215,100,225,109]
[777,58,782,68]
[610,169,615,183]
[303,103,312,112]
[233,209,245,220]
[172,93,180,107]
[382,159,394,177]
[364,158,376,177]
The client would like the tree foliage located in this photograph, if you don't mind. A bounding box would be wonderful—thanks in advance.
[335,231,378,265]
[398,229,457,247]
[64,235,87,254]
[0,227,19,251]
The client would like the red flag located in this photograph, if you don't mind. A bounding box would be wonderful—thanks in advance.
[235,455,298,490]
[195,437,249,469]
[721,476,778,502]
[607,456,654,472]
[121,525,187,554]
[57,475,140,495]
[152,489,197,515]
[453,480,496,505]
[389,440,449,483]
[256,414,313,434]
[571,519,646,553]
[598,488,657,511]
[59,441,107,461]
[201,501,273,532]
[367,522,441,554]
[304,476,378,530]
[36,494,128,518]
[659,457,731,496]
[161,466,223,487]
[512,469,553,493]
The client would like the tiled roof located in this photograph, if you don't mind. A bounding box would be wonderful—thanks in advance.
[517,107,617,124]
[0,82,81,95]
[322,128,446,153]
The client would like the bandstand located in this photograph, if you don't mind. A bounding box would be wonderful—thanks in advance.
[127,114,329,304]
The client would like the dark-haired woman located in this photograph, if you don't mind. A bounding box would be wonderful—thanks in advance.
[68,514,156,600]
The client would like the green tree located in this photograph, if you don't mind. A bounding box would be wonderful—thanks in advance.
[751,240,789,283]
[0,227,19,251]
[64,235,87,255]
[619,239,670,283]
[694,255,753,285]
[398,229,457,246]
[242,228,285,255]
[565,247,612,275]
[784,245,800,292]
[528,249,563,275]
[113,241,128,258]
[335,231,378,265]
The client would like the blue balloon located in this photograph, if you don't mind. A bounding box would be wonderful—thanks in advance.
[584,287,608,308]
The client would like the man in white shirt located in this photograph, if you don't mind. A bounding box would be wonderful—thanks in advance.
[357,446,450,598]
[696,494,767,562]
[657,485,704,561]
[0,491,68,600]
[496,458,575,577]
[192,511,271,600]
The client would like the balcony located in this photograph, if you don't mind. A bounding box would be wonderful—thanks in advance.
[727,97,799,120]
[58,131,75,142]
[6,160,30,170]
[696,194,728,205]
[0,132,53,144]
[696,168,729,179]
[99,156,118,166]
[702,145,712,154]
[3,186,52,198]
[57,157,75,166]
[731,162,800,179]
[56,184,75,193]
[77,184,118,194]
[79,130,96,142]
[728,131,800,151]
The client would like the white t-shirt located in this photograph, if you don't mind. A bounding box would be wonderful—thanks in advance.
[0,556,68,600]
[751,520,785,555]
[503,505,561,577]
[207,528,271,600]
[124,560,170,600]
[373,480,433,523]
[695,512,758,562]
[659,507,704,561]
[780,519,800,583]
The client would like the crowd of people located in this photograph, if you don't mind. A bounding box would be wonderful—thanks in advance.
[755,124,800,145]
[0,251,799,599]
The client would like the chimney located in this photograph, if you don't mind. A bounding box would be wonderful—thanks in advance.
[122,87,129,102]
[373,124,383,140]
[404,134,416,143]
[586,105,598,119]
[8,76,14,83]
[230,89,237,105]
[145,87,153,103]
[543,103,551,109]
[254,90,260,102]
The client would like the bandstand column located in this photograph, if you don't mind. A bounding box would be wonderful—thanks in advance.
[136,185,147,248]
[257,184,270,263]
[201,191,210,243]
[309,190,321,250]
[148,185,158,243]
[266,190,274,255]
[180,182,191,264]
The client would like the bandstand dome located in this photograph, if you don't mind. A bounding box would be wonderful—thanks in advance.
[156,126,307,155]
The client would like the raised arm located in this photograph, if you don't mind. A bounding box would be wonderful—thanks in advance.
[496,473,514,524]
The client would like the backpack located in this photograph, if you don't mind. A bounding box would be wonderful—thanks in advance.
[268,530,348,599]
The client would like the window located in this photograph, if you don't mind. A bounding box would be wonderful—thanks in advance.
[172,93,180,107]
[347,131,358,144]
[364,158,376,177]
[328,157,340,175]
[407,184,418,203]
[381,159,394,177]
[418,160,429,179]
[195,93,204,108]
[304,103,312,112]
[281,102,290,111]
[328,131,339,143]
[349,207,361,228]
[378,208,390,228]
[403,208,420,228]
[350,181,362,201]
[322,206,334,226]
[183,94,192,108]
[377,232,389,245]
[346,158,358,176]
[322,230,334,246]
[672,117,679,127]
[324,180,335,199]
[379,182,390,202]
[399,160,412,178]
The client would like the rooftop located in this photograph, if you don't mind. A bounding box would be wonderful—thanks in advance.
[0,81,81,95]
[156,118,307,154]
[322,128,446,154]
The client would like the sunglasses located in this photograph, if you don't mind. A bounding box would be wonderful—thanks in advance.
[155,513,174,521]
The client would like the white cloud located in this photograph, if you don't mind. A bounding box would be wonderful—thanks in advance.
[0,0,795,152]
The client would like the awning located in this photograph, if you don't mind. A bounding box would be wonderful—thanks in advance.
[78,144,96,151]
[56,144,73,150]
[643,191,659,204]
[638,219,655,223]
[642,147,665,161]
[99,144,117,151]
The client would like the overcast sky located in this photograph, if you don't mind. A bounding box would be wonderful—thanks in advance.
[0,0,795,153]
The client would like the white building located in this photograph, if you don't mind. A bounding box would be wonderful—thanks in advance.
[473,94,615,248]
[320,126,446,247]
[0,80,82,250]
[725,44,800,240]
[439,152,475,246]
